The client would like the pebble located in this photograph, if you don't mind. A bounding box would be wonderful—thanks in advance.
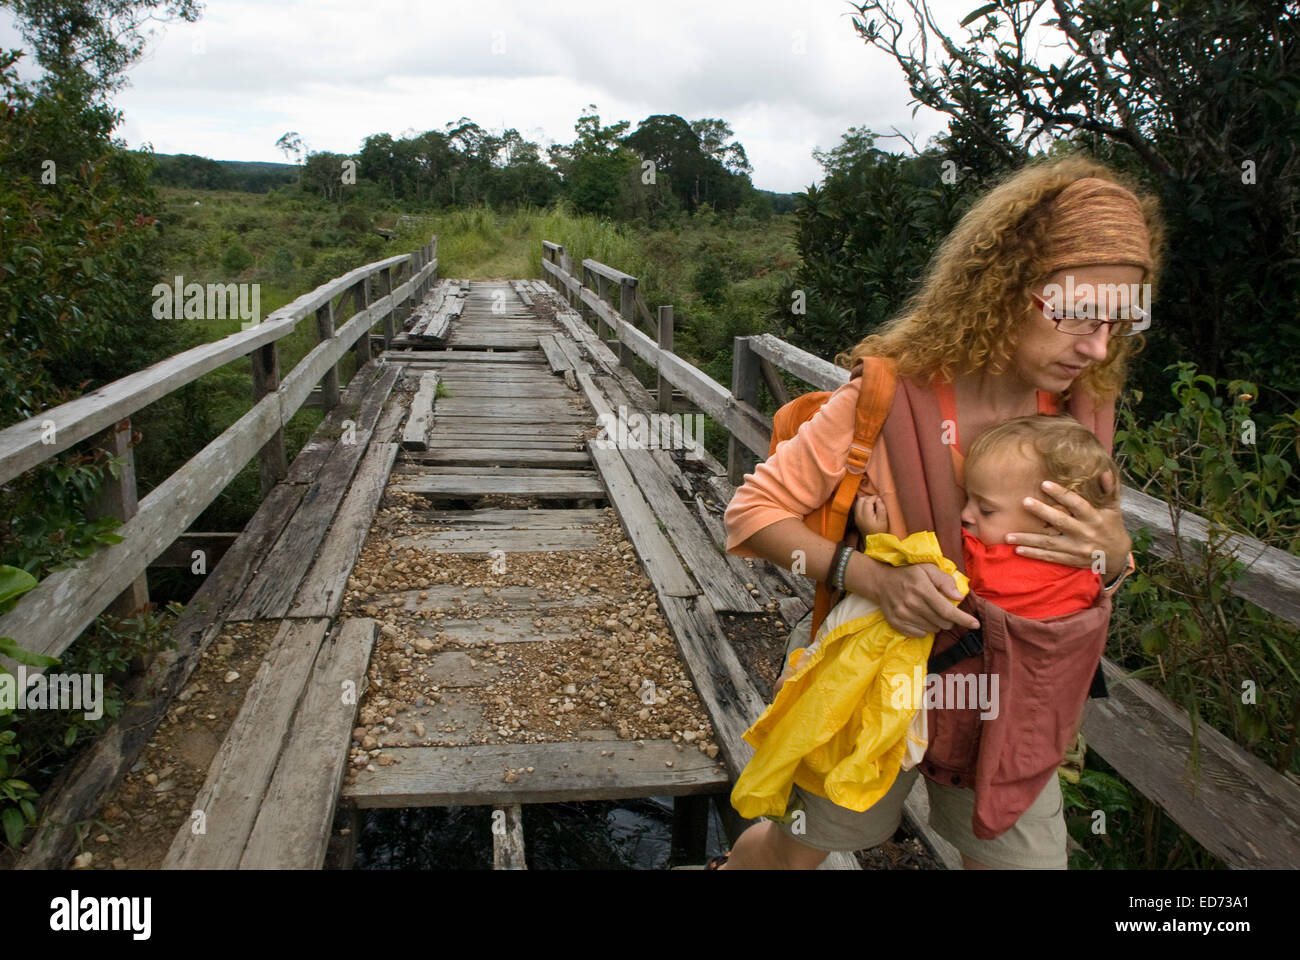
[223,670,240,683]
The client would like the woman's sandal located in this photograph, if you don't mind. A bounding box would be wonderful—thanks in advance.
[706,851,731,870]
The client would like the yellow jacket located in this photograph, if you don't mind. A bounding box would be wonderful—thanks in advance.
[730,531,971,819]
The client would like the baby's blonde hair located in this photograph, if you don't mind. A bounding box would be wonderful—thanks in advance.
[965,414,1120,509]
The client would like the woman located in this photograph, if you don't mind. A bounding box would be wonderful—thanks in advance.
[718,155,1163,870]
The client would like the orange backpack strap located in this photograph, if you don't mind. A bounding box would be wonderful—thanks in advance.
[808,356,898,639]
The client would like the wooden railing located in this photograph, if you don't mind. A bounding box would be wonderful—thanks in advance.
[0,235,438,676]
[539,240,1300,869]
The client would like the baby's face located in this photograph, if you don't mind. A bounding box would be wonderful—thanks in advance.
[960,444,1060,547]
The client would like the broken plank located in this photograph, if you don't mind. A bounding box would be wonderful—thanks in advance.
[241,618,378,869]
[227,364,399,620]
[401,371,439,451]
[163,618,332,869]
[656,595,766,781]
[289,442,399,618]
[586,439,697,598]
[538,334,571,374]
[341,739,729,808]
[493,805,527,869]
[621,443,762,613]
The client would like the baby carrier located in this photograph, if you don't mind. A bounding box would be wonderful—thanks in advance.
[767,358,1113,838]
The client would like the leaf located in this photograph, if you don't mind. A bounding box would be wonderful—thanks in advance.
[1,806,24,847]
[0,566,37,611]
[0,638,60,669]
[961,3,999,27]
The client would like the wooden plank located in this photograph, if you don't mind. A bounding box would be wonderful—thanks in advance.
[389,528,600,553]
[435,398,589,418]
[0,394,283,672]
[227,364,399,621]
[163,617,333,869]
[380,350,545,363]
[552,335,592,376]
[342,739,729,807]
[391,474,605,498]
[393,464,596,478]
[411,507,605,528]
[655,594,766,779]
[537,335,570,374]
[429,382,574,400]
[401,449,590,468]
[428,422,589,438]
[1082,657,1300,869]
[424,437,584,451]
[748,332,846,392]
[286,363,382,482]
[585,439,698,597]
[289,442,399,618]
[618,443,763,613]
[1122,485,1300,627]
[241,618,378,869]
[493,804,527,869]
[0,237,425,486]
[401,372,439,451]
[13,482,306,869]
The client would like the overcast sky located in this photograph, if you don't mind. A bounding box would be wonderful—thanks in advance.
[1,0,984,193]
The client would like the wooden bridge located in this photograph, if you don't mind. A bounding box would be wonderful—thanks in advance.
[3,234,1299,870]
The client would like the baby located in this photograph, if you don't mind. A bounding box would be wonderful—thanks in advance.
[776,413,1118,690]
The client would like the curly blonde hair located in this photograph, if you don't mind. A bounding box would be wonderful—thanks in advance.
[966,414,1120,509]
[834,154,1165,405]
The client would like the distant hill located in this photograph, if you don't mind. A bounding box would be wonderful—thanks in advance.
[146,153,297,193]
[755,188,797,215]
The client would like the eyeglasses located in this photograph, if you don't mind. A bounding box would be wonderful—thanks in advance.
[1031,292,1149,337]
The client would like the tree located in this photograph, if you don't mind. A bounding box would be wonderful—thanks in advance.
[847,0,1300,419]
[7,0,202,93]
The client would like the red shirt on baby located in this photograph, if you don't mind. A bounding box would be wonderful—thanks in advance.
[960,528,1101,619]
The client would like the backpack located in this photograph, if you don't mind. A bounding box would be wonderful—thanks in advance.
[767,356,897,641]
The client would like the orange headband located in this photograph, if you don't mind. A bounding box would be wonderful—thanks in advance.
[1042,177,1153,276]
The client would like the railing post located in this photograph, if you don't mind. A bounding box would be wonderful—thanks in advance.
[353,278,371,368]
[89,418,148,617]
[380,266,395,347]
[595,272,609,348]
[583,264,599,339]
[728,336,761,487]
[251,342,288,496]
[618,278,636,368]
[657,305,674,414]
[316,299,340,409]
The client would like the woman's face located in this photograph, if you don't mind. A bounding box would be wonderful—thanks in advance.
[1009,264,1146,392]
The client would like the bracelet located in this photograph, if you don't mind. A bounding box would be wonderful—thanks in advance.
[829,544,854,592]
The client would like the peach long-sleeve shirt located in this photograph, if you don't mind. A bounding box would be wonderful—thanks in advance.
[724,378,910,558]
[724,375,1062,561]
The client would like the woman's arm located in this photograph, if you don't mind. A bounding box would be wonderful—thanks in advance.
[741,517,980,637]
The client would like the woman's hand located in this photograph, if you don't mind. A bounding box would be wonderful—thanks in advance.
[848,554,979,637]
[1006,472,1131,580]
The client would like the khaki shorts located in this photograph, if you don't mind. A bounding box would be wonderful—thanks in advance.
[768,610,1068,870]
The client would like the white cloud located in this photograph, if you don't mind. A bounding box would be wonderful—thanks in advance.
[3,0,981,192]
